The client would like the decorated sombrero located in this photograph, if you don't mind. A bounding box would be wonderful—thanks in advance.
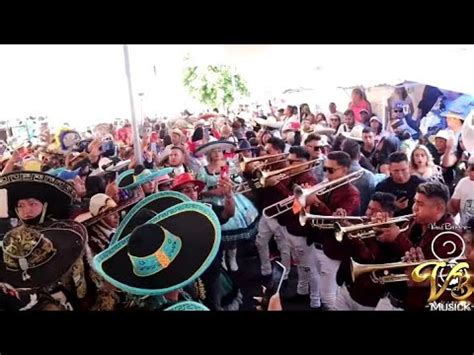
[93,201,221,296]
[111,190,191,244]
[0,223,86,289]
[194,140,236,156]
[116,167,173,190]
[164,301,209,311]
[0,172,76,220]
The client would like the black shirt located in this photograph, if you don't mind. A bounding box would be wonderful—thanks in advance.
[375,175,426,216]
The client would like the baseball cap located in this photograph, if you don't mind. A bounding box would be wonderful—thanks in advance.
[57,168,81,181]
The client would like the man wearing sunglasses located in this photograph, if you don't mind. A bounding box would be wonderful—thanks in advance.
[449,156,474,228]
[304,134,329,183]
[389,102,418,140]
[305,151,361,310]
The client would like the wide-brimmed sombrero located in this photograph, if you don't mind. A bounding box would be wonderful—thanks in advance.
[0,223,86,289]
[93,201,221,296]
[194,140,236,156]
[74,189,144,227]
[340,125,364,142]
[116,167,173,190]
[253,117,283,129]
[111,191,191,244]
[312,125,336,136]
[0,172,76,219]
[89,158,131,177]
[163,300,209,311]
[171,173,205,193]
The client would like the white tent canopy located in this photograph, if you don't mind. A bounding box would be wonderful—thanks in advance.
[0,45,472,127]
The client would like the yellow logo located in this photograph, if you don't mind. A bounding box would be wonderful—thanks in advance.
[411,260,472,302]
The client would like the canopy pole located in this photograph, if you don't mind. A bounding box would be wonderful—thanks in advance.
[123,45,143,165]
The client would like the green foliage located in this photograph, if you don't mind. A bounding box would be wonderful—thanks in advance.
[183,63,250,111]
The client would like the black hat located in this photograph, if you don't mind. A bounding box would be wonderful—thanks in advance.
[0,222,86,289]
[93,201,221,296]
[0,172,76,219]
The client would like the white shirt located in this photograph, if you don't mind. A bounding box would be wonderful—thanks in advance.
[452,176,474,227]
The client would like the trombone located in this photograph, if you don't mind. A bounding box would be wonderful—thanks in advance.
[293,170,364,208]
[239,153,287,173]
[334,214,415,242]
[299,209,366,229]
[350,257,467,284]
[263,169,363,219]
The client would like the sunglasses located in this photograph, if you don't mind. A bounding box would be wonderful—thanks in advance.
[468,165,474,171]
[306,145,323,152]
[394,109,403,113]
[323,166,341,174]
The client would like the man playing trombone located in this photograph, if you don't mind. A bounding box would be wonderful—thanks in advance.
[303,151,361,310]
[270,146,321,308]
[254,137,292,280]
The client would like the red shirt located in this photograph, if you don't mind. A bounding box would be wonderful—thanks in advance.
[349,100,371,124]
[309,183,361,260]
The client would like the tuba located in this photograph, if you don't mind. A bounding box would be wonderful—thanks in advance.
[334,214,415,242]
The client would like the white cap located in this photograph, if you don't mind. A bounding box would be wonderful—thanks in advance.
[89,193,117,216]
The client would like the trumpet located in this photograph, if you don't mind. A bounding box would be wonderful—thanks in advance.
[350,257,467,284]
[299,209,366,229]
[334,214,415,242]
[293,170,364,208]
[239,154,287,173]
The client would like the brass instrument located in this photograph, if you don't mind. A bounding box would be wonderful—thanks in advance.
[234,158,320,197]
[334,214,415,242]
[239,153,287,173]
[299,209,366,229]
[293,170,364,208]
[350,257,467,284]
[258,159,320,187]
[263,169,363,219]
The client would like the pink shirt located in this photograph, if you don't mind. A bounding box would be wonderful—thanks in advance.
[349,100,371,123]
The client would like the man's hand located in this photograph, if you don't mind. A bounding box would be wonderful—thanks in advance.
[402,247,428,288]
[394,197,409,211]
[253,286,282,311]
[218,177,233,198]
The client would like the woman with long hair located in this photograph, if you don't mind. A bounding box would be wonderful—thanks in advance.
[315,113,328,126]
[300,103,315,123]
[196,145,259,272]
[409,144,444,182]
[348,88,372,124]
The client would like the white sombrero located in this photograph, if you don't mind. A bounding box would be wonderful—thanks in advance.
[253,117,283,129]
[340,125,364,142]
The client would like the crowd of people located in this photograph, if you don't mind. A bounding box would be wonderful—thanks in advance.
[0,86,474,311]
